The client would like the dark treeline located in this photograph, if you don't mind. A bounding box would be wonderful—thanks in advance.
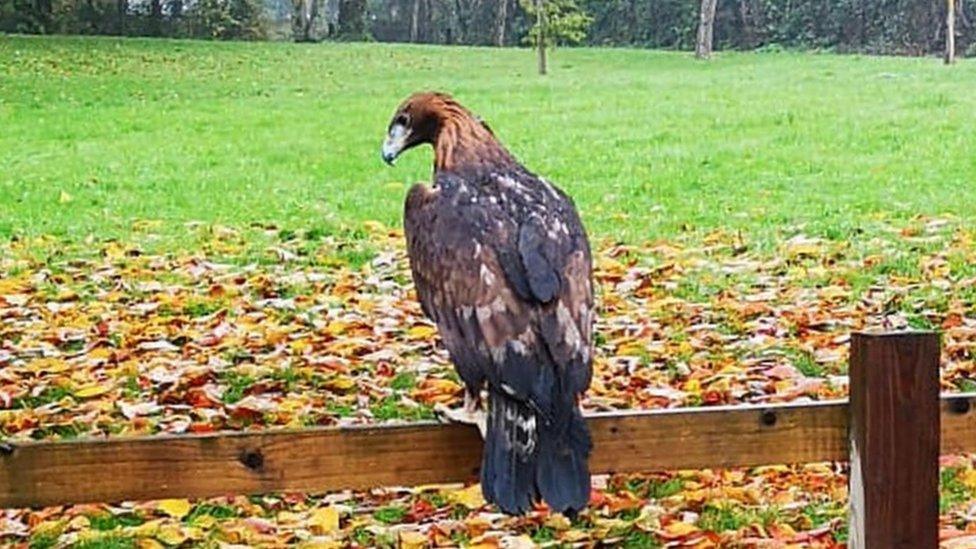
[0,0,269,39]
[2,0,972,56]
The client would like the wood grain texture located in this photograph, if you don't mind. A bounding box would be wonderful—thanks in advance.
[848,332,940,549]
[3,388,973,510]
[1,401,846,508]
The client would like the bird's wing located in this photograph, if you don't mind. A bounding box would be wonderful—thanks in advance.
[404,180,532,394]
[484,176,594,396]
[403,173,594,404]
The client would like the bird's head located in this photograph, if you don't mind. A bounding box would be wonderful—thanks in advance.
[382,92,499,168]
[382,91,453,166]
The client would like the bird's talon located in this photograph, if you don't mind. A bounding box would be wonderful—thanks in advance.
[434,402,488,440]
[433,403,456,424]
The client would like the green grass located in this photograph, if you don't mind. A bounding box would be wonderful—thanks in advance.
[373,505,407,524]
[71,535,137,549]
[697,502,778,532]
[2,35,976,250]
[87,513,144,531]
[940,467,974,513]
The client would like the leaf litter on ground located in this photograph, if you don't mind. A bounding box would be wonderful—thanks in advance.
[3,215,976,546]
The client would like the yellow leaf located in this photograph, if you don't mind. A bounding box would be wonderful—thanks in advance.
[325,321,349,336]
[616,343,647,357]
[155,524,188,546]
[961,468,976,490]
[0,278,27,294]
[102,241,125,259]
[399,531,428,549]
[308,506,340,535]
[188,514,215,528]
[785,238,823,258]
[75,383,112,398]
[132,519,163,537]
[449,484,486,509]
[776,523,797,536]
[277,511,302,524]
[323,375,356,393]
[56,289,78,301]
[544,514,571,530]
[27,358,69,374]
[157,498,192,519]
[59,190,73,204]
[407,325,437,339]
[363,220,386,233]
[137,539,165,549]
[665,521,700,536]
[88,347,114,361]
[32,519,65,537]
[299,542,344,549]
[67,515,91,529]
[184,526,205,541]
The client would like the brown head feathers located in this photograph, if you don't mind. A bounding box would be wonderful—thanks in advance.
[390,92,514,172]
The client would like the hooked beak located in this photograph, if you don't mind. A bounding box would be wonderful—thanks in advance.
[381,145,397,166]
[382,124,409,166]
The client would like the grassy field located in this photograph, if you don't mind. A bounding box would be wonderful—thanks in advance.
[2,35,976,251]
[7,35,976,549]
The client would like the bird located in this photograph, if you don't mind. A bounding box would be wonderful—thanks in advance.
[381,92,594,516]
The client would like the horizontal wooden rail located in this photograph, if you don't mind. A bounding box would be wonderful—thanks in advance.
[1,394,974,509]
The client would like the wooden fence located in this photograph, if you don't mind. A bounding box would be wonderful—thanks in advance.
[1,332,969,548]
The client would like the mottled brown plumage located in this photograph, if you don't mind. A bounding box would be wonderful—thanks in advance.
[383,92,594,516]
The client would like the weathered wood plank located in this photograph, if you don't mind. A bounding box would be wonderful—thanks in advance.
[848,332,940,549]
[1,391,973,509]
[0,401,843,508]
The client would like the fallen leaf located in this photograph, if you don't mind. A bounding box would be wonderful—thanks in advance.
[157,499,192,519]
[308,506,340,534]
[74,384,112,399]
[449,484,486,509]
[399,530,428,549]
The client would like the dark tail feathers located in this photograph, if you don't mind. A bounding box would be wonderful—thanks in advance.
[481,392,591,516]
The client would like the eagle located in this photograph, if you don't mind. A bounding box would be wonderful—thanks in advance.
[381,92,594,516]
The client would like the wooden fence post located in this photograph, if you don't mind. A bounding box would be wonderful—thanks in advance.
[849,331,940,549]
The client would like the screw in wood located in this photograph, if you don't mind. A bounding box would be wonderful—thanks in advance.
[240,449,264,470]
[950,397,971,415]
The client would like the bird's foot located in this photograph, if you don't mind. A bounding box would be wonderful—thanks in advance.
[434,402,487,439]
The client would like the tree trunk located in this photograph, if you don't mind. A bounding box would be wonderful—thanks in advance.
[323,0,339,37]
[148,0,162,35]
[292,0,306,41]
[453,0,468,44]
[738,0,753,48]
[410,0,420,42]
[946,0,955,64]
[292,0,320,41]
[337,0,366,40]
[494,0,508,46]
[536,0,547,75]
[696,0,718,59]
[34,0,53,32]
[116,0,127,34]
[306,0,319,40]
